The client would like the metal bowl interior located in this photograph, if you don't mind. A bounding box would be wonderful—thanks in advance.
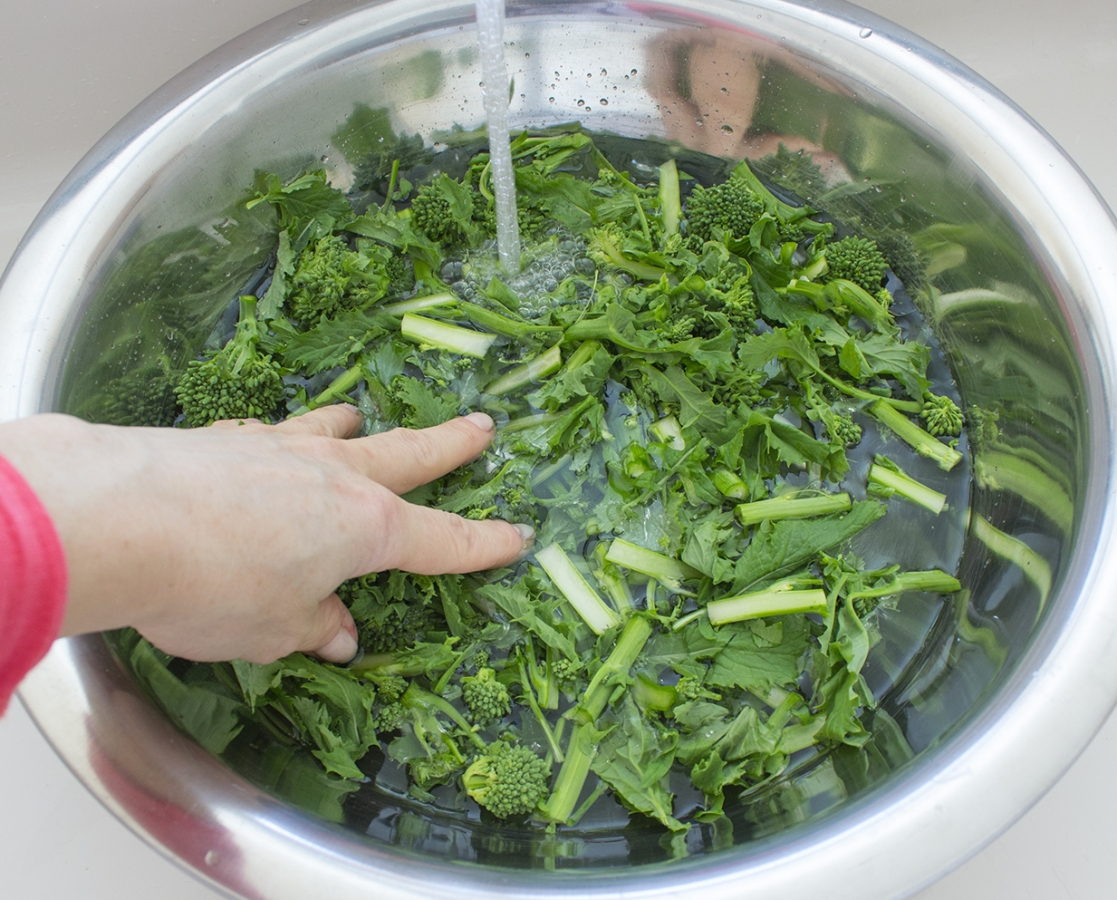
[4,1,1117,898]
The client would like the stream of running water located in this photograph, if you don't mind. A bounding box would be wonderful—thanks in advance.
[475,0,522,273]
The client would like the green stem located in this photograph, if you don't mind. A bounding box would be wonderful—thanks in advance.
[485,344,563,396]
[400,313,497,358]
[460,301,563,341]
[571,615,654,725]
[735,492,851,527]
[535,543,622,635]
[706,587,828,627]
[871,400,963,471]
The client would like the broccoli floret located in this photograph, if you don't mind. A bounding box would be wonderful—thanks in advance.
[289,235,351,320]
[175,296,285,427]
[385,250,415,297]
[685,176,766,244]
[371,674,408,704]
[288,236,391,321]
[463,740,552,818]
[411,180,470,245]
[373,701,406,733]
[921,392,964,437]
[461,667,511,726]
[551,657,584,687]
[822,236,889,293]
[101,362,179,427]
[830,413,863,447]
[675,676,721,702]
[337,575,439,653]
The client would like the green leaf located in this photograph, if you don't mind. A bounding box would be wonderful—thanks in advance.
[732,500,887,592]
[705,617,813,695]
[590,698,687,832]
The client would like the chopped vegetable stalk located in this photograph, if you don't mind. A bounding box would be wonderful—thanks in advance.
[735,492,851,527]
[460,301,563,341]
[649,415,685,450]
[400,313,497,357]
[485,344,562,396]
[535,543,622,634]
[541,723,597,824]
[382,292,459,316]
[871,400,963,471]
[868,457,947,514]
[711,466,749,501]
[306,362,365,410]
[846,570,961,603]
[572,615,653,724]
[604,539,700,593]
[705,587,829,626]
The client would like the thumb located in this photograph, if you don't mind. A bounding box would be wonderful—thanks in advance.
[303,594,359,664]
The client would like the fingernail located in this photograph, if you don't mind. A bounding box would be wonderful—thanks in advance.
[464,411,495,432]
[340,403,360,415]
[317,628,359,665]
[513,522,535,558]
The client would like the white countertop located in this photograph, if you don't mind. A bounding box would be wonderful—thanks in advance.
[2,1,1115,897]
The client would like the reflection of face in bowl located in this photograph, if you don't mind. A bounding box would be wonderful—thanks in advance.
[644,27,850,184]
[7,1,1117,898]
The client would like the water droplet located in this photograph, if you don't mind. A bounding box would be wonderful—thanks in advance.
[520,93,526,98]
[720,86,729,93]
[548,96,555,103]
[204,851,220,866]
[600,98,609,106]
[859,27,873,38]
[577,98,585,107]
[297,18,309,26]
[377,136,385,143]
[720,124,733,134]
[630,68,638,76]
[600,68,608,76]
[320,155,329,163]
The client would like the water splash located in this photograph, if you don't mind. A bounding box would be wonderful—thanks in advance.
[475,0,521,273]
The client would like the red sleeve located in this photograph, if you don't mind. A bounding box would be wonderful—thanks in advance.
[0,454,68,714]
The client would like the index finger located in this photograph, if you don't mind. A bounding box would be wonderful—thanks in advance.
[338,412,497,495]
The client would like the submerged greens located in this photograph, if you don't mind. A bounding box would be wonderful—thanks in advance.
[112,128,968,842]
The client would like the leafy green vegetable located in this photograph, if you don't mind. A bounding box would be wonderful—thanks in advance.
[118,128,969,838]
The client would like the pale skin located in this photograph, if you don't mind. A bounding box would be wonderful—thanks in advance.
[0,406,532,665]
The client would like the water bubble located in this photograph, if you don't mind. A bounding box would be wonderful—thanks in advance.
[600,98,609,106]
[720,124,733,135]
[859,27,873,38]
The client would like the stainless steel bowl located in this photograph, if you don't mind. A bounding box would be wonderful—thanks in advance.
[4,1,1117,898]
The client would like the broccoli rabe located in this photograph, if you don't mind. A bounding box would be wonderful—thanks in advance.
[174,295,285,427]
[461,667,511,726]
[140,129,974,841]
[463,739,551,818]
[821,235,890,293]
[921,392,964,437]
[684,175,766,243]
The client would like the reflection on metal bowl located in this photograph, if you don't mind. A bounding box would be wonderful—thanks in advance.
[3,1,1117,898]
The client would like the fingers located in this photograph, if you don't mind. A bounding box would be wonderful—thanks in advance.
[340,412,497,495]
[300,593,359,663]
[376,494,533,574]
[271,404,364,439]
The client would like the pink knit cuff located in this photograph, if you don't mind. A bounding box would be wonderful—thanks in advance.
[0,454,68,714]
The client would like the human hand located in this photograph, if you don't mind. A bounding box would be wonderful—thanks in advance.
[0,407,531,665]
